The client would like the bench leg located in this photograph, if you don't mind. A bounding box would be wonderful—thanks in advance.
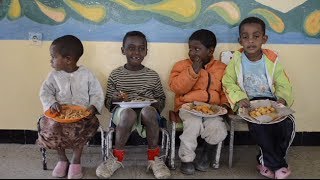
[229,119,235,168]
[168,122,176,170]
[105,128,114,160]
[212,141,222,169]
[99,126,107,161]
[40,148,47,170]
[160,128,170,160]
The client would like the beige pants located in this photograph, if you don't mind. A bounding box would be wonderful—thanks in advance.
[178,110,227,162]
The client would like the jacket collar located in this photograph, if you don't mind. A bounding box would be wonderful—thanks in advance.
[238,48,277,62]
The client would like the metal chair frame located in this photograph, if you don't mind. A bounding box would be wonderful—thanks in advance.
[225,114,248,168]
[168,111,223,170]
[220,51,249,168]
[101,112,171,163]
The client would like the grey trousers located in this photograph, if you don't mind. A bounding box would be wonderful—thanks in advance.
[178,110,227,162]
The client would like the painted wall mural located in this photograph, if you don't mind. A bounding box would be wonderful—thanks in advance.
[0,0,319,44]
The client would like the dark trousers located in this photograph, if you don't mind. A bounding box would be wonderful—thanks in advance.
[248,116,295,171]
[248,97,296,171]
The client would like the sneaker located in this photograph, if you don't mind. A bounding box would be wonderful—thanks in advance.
[180,162,195,175]
[96,154,124,179]
[147,156,171,179]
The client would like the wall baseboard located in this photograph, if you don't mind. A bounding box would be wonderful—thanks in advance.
[0,130,319,146]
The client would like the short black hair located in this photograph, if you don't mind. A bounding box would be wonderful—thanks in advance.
[51,35,83,60]
[239,16,266,35]
[122,31,147,46]
[189,29,217,49]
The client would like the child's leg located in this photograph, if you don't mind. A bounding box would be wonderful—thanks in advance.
[71,146,83,164]
[248,122,277,179]
[52,149,69,178]
[273,115,295,179]
[195,116,227,171]
[248,116,295,171]
[114,108,137,160]
[178,110,203,163]
[57,148,68,162]
[68,146,84,179]
[248,122,278,169]
[140,106,159,150]
[141,106,171,179]
[178,110,203,175]
[95,108,136,179]
[273,115,295,166]
[201,116,227,145]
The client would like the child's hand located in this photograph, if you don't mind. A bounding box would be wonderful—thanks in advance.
[112,91,128,102]
[192,56,203,74]
[221,104,233,114]
[151,101,160,111]
[50,102,61,114]
[238,99,250,108]
[277,98,287,106]
[87,105,97,118]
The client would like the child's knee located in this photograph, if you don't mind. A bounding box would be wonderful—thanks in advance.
[141,106,157,118]
[202,120,227,144]
[119,108,137,126]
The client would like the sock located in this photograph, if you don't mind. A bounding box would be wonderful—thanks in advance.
[147,147,160,161]
[113,149,125,162]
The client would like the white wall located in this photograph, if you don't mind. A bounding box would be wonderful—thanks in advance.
[0,40,319,131]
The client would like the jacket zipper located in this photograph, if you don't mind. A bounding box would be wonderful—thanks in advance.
[206,73,211,103]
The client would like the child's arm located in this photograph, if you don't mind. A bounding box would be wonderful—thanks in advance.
[152,76,166,113]
[222,60,248,111]
[88,72,104,114]
[39,73,58,112]
[273,62,293,107]
[219,89,230,107]
[105,74,119,111]
[87,105,98,118]
[217,67,230,108]
[169,61,199,95]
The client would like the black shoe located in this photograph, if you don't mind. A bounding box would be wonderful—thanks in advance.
[180,162,195,175]
[195,142,216,172]
[195,159,210,172]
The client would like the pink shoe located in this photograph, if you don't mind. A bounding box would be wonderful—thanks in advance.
[67,164,83,179]
[52,161,69,178]
[275,167,291,179]
[257,164,275,179]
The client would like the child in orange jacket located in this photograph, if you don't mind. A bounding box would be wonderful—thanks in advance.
[169,29,229,175]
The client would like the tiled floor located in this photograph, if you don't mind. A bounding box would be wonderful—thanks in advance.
[0,144,319,179]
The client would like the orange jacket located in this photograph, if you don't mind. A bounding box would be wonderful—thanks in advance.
[169,59,229,112]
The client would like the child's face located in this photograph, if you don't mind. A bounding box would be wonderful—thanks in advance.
[49,45,68,71]
[188,40,214,64]
[121,36,147,68]
[239,23,268,57]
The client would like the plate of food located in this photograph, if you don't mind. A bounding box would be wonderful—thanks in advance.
[44,104,90,123]
[113,97,157,108]
[180,101,228,118]
[238,99,295,124]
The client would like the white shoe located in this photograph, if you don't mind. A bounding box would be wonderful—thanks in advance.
[96,154,123,179]
[147,156,171,179]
